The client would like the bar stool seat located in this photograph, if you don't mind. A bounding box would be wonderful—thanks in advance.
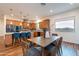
[12,32,21,45]
[20,32,27,40]
[20,32,33,48]
[20,32,31,40]
[26,32,31,38]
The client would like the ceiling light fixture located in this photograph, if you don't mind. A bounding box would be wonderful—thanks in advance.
[50,10,53,13]
[10,22,13,24]
[40,3,46,6]
[20,23,22,26]
[9,8,14,18]
[35,16,41,23]
[10,8,13,11]
[35,16,39,18]
[27,23,29,26]
[35,16,39,20]
[10,14,14,17]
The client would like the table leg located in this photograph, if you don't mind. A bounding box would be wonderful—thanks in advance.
[41,47,45,56]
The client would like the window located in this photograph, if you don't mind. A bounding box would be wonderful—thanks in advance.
[55,17,75,32]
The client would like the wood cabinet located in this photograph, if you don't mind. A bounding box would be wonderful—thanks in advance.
[22,19,50,30]
[6,19,23,32]
[5,34,12,46]
[0,36,5,49]
[39,19,50,29]
[22,21,36,30]
[22,21,30,29]
[29,22,36,30]
[6,19,23,26]
[6,19,50,30]
[33,32,44,37]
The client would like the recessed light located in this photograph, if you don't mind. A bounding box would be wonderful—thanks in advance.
[21,16,24,18]
[36,20,41,23]
[10,22,12,24]
[20,23,22,26]
[10,14,14,17]
[70,3,73,5]
[27,23,29,26]
[10,8,13,11]
[35,16,39,18]
[40,3,46,6]
[35,16,40,20]
[50,10,53,13]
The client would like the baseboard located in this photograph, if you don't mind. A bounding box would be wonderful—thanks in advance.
[63,41,79,45]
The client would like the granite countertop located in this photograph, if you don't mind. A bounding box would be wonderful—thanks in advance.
[5,31,31,35]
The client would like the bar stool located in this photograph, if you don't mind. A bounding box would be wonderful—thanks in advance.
[26,32,34,47]
[26,32,31,38]
[20,32,31,40]
[20,32,27,41]
[20,32,32,47]
[12,32,21,45]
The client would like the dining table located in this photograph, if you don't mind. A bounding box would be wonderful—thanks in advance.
[26,36,61,56]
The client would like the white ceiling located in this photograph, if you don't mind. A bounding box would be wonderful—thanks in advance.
[0,3,79,20]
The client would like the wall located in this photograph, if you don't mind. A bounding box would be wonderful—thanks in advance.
[49,8,79,44]
[0,19,5,36]
[0,18,5,49]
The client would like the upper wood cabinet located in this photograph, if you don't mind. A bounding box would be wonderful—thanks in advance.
[22,21,36,30]
[22,21,30,29]
[29,22,36,30]
[6,19,50,30]
[22,19,50,30]
[39,19,50,29]
[6,19,23,26]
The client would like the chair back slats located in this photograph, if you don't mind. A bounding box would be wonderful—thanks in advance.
[55,37,63,56]
[21,41,29,56]
[45,36,63,56]
[58,37,63,47]
[26,47,41,56]
[21,42,41,56]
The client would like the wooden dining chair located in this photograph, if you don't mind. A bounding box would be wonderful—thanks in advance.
[57,37,63,56]
[21,41,42,56]
[48,46,57,56]
[45,40,59,56]
[45,37,63,56]
[21,41,30,56]
[26,47,42,56]
[52,37,63,56]
[52,33,58,36]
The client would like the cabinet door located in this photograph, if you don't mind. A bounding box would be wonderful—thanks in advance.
[39,20,49,29]
[0,36,5,49]
[29,23,36,30]
[33,32,38,37]
[22,22,30,29]
[5,34,12,46]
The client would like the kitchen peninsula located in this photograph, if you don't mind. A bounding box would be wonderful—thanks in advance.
[5,18,50,47]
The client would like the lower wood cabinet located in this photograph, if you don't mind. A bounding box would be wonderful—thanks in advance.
[0,36,5,49]
[5,34,12,46]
